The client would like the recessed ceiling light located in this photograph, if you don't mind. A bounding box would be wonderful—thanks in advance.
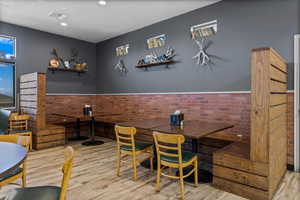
[98,0,106,6]
[60,22,68,27]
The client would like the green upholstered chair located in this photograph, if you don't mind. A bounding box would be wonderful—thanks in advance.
[0,109,11,135]
[5,147,74,200]
[115,125,153,181]
[5,186,61,200]
[153,132,198,200]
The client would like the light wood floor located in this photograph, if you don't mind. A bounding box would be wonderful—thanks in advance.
[0,137,299,200]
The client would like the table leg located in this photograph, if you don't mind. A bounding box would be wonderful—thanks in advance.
[68,118,88,141]
[176,138,213,183]
[82,117,104,146]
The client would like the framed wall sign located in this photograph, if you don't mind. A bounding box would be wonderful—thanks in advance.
[147,34,166,49]
[116,44,129,56]
[190,20,217,38]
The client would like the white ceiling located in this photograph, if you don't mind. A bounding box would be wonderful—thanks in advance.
[0,0,220,43]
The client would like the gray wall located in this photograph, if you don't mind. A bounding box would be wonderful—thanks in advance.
[0,22,97,94]
[96,0,299,93]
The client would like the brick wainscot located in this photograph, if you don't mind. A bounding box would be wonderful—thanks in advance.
[46,92,294,166]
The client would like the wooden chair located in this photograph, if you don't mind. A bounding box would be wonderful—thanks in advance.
[115,125,153,181]
[153,132,198,200]
[5,146,74,200]
[9,114,33,150]
[0,135,30,188]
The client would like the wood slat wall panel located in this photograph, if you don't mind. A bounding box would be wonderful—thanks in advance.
[20,81,37,89]
[270,80,287,93]
[268,48,287,199]
[38,126,65,136]
[250,49,270,163]
[34,140,65,149]
[36,134,65,143]
[270,94,287,106]
[269,104,286,120]
[270,66,287,83]
[214,151,269,176]
[19,73,64,150]
[36,73,46,130]
[21,107,37,115]
[215,48,287,200]
[213,165,268,190]
[269,127,287,195]
[270,50,287,73]
[269,114,286,132]
[213,177,269,200]
[20,95,37,101]
[20,101,37,108]
[20,88,37,95]
[20,72,38,83]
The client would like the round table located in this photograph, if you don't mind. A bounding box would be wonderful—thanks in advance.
[0,142,27,177]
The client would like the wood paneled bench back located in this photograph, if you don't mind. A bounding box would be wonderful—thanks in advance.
[20,73,65,149]
[213,47,288,200]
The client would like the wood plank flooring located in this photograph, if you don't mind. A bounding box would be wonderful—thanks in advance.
[0,137,299,200]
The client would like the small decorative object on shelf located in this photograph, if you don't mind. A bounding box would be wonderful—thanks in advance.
[49,48,63,68]
[64,60,70,69]
[136,46,176,69]
[114,59,128,74]
[48,48,88,75]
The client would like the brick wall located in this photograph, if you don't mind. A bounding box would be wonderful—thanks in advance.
[45,92,294,165]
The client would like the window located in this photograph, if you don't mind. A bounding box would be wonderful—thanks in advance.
[0,35,16,108]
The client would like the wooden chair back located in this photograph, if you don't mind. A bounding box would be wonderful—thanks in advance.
[60,146,75,200]
[153,132,185,164]
[115,125,137,151]
[9,114,30,131]
[0,134,30,150]
[0,109,11,133]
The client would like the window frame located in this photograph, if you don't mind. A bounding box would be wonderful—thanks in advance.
[0,34,16,59]
[0,34,17,109]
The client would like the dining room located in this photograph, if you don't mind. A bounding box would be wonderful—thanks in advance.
[0,0,299,200]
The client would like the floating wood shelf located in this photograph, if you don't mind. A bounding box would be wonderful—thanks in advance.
[136,60,174,68]
[48,67,87,75]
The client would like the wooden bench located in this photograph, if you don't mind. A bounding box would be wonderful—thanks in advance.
[212,48,288,200]
[213,142,269,200]
[20,73,66,150]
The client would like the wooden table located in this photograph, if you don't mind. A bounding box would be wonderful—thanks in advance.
[52,113,121,145]
[0,142,27,177]
[118,119,233,183]
[118,118,169,130]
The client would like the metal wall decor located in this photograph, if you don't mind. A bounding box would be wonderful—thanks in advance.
[116,44,129,56]
[136,46,176,69]
[192,38,210,66]
[147,34,166,49]
[114,59,128,74]
[190,20,217,39]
